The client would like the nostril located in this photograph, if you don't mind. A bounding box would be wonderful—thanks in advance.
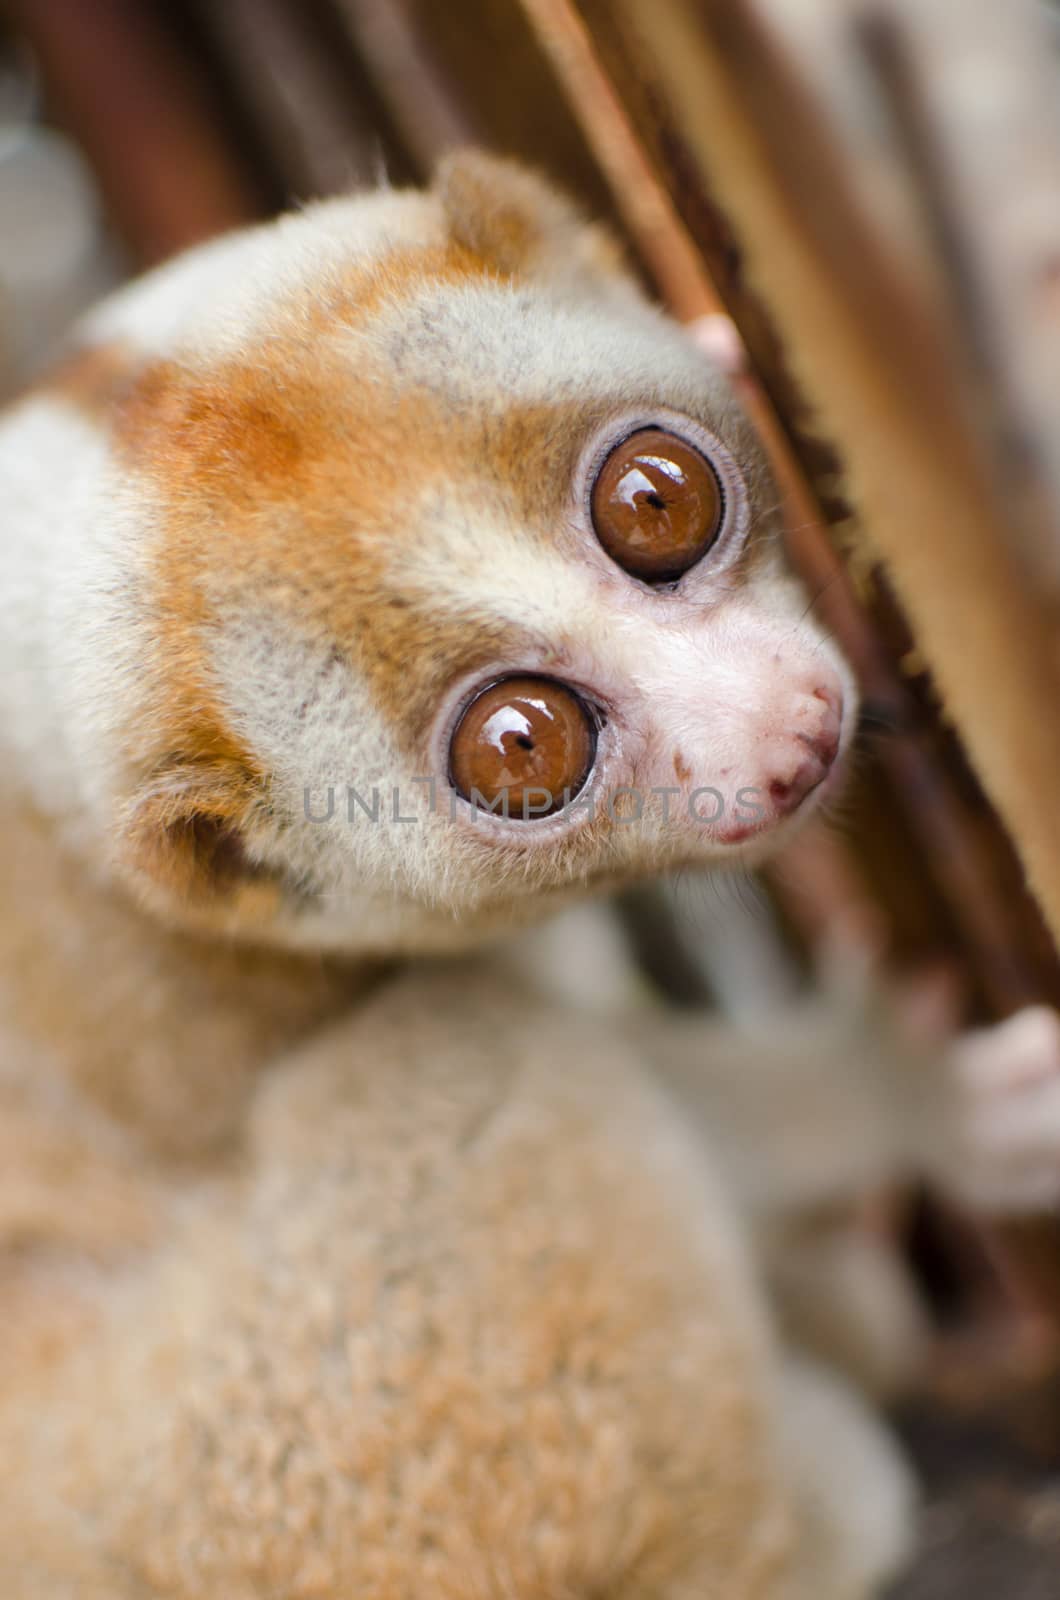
[797,725,840,768]
[801,684,844,757]
[762,686,845,820]
[770,757,826,813]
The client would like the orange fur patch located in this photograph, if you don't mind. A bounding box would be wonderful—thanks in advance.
[90,243,599,778]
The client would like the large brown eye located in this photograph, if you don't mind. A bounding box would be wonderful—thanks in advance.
[449,676,596,818]
[591,427,722,580]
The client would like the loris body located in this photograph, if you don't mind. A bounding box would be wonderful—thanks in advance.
[3,153,1060,1598]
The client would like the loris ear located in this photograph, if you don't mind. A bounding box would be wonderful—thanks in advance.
[115,760,282,927]
[434,148,634,292]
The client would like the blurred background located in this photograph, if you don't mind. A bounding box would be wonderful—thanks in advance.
[3,2,1060,1593]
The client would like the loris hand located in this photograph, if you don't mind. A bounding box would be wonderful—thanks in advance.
[932,1005,1060,1214]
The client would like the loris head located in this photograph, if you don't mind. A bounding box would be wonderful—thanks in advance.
[38,152,855,954]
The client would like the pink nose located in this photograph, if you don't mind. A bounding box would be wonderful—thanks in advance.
[767,685,843,817]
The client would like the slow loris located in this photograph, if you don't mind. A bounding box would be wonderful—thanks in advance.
[2,151,1060,1599]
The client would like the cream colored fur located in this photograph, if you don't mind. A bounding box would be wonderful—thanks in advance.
[2,152,1058,1597]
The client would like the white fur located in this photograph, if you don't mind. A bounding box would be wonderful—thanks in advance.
[82,190,446,362]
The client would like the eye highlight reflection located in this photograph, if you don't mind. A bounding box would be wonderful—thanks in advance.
[449,676,596,818]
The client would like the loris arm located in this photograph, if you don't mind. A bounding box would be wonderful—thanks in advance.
[632,995,1060,1222]
[500,901,1060,1220]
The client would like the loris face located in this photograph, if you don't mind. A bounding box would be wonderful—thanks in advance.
[50,153,854,955]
